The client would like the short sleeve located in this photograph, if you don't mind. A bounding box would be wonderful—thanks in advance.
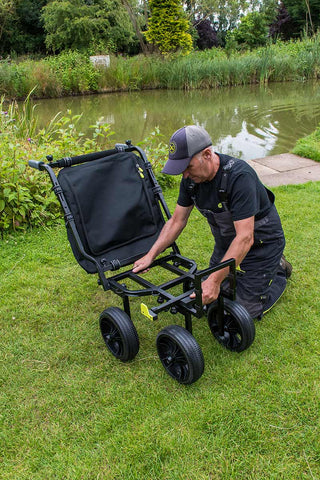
[177,179,194,207]
[229,172,259,221]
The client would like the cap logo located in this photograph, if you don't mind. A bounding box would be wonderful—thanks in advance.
[169,141,177,155]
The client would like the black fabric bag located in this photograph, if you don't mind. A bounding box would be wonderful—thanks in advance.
[58,151,165,273]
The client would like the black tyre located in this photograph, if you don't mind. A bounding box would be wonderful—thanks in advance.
[156,325,204,384]
[99,307,139,362]
[207,298,255,352]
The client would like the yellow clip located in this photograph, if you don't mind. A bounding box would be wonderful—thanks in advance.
[141,303,153,321]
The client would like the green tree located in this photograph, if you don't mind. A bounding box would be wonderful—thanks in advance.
[228,11,269,50]
[0,0,16,54]
[283,0,320,36]
[42,0,139,54]
[214,0,249,45]
[185,0,250,47]
[15,0,47,52]
[0,0,47,55]
[146,0,193,55]
[121,0,149,53]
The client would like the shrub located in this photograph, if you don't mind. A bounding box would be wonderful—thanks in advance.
[137,127,177,189]
[0,95,114,234]
[45,51,101,94]
[194,19,219,50]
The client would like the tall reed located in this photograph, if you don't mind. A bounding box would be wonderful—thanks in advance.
[1,35,320,98]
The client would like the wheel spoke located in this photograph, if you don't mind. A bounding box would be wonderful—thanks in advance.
[156,326,204,384]
[99,307,140,362]
[102,321,123,355]
[207,301,251,352]
[158,337,189,382]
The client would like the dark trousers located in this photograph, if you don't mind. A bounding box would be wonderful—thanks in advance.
[210,206,287,319]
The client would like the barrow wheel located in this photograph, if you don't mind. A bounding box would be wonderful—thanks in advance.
[207,298,255,352]
[156,325,204,384]
[99,307,139,362]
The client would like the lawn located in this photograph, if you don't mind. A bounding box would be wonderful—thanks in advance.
[1,182,319,480]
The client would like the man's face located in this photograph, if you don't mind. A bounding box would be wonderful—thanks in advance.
[182,152,209,183]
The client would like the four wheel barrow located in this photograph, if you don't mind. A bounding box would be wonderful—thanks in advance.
[28,141,255,384]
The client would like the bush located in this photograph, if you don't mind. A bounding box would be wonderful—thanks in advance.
[45,51,101,94]
[137,127,177,190]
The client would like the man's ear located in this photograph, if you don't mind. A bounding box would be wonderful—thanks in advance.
[202,147,212,160]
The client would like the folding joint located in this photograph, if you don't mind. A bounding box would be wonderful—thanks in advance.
[100,258,108,268]
[152,186,162,195]
[64,157,72,167]
[64,213,74,223]
[110,259,121,271]
[52,184,63,195]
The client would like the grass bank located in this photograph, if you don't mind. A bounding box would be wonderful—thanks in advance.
[293,121,320,161]
[1,35,320,99]
[1,181,320,479]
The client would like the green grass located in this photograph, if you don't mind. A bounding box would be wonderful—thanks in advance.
[1,182,320,479]
[293,122,320,161]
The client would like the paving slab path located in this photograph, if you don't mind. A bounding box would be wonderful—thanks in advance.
[247,153,320,187]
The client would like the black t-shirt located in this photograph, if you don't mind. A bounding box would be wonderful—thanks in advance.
[177,153,273,221]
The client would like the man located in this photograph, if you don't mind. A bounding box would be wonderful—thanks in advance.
[133,125,292,319]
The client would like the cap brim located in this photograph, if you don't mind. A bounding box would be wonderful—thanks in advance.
[161,157,191,175]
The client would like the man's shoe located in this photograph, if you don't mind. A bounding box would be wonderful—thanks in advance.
[280,255,293,279]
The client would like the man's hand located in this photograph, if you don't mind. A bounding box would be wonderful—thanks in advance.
[132,254,154,274]
[190,276,221,305]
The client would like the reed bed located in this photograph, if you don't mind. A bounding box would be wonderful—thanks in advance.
[1,35,320,99]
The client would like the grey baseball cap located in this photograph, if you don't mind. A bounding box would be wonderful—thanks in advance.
[162,125,212,175]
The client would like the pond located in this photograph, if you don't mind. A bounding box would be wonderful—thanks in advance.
[34,81,320,161]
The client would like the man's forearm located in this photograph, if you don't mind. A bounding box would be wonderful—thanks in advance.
[147,217,185,261]
[132,204,193,274]
[208,233,253,285]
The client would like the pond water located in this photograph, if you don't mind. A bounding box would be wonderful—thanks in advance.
[34,81,320,161]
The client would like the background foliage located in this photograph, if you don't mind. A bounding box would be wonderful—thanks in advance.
[1,36,320,99]
[146,0,193,55]
[0,0,320,57]
[42,0,139,54]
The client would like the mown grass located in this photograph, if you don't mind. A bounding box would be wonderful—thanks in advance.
[293,121,320,161]
[1,181,320,479]
[1,35,320,99]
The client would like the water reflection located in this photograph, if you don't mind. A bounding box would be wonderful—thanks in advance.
[34,82,320,160]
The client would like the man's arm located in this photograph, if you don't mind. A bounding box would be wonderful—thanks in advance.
[197,216,254,304]
[132,204,194,273]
